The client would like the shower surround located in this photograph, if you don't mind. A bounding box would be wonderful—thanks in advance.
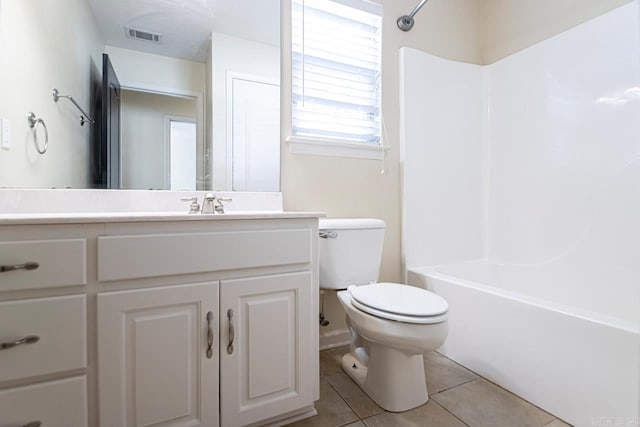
[400,3,640,426]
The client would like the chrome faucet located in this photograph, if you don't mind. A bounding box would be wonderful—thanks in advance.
[181,194,232,214]
[201,193,216,214]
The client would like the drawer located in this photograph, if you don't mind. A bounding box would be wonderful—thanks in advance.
[98,229,312,282]
[0,295,87,383]
[0,376,88,427]
[0,239,86,291]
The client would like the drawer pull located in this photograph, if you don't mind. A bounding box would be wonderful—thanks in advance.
[0,262,39,273]
[23,422,42,427]
[319,231,337,239]
[0,335,40,351]
[227,309,234,355]
[206,311,214,359]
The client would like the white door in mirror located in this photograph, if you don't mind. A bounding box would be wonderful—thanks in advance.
[231,77,280,192]
[1,118,10,150]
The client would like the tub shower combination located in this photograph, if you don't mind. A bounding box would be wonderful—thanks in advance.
[400,3,640,427]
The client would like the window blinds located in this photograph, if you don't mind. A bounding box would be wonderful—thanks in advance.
[292,0,382,144]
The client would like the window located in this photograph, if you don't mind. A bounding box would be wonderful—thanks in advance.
[290,0,383,159]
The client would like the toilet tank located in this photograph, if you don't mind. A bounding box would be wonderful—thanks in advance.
[319,218,386,289]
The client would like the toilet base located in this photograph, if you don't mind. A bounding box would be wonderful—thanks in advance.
[341,344,429,412]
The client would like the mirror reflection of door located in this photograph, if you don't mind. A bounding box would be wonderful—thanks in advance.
[167,118,197,191]
[98,53,121,189]
[229,75,280,192]
[120,89,197,190]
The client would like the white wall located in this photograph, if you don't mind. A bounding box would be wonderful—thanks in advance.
[402,3,640,324]
[210,33,280,191]
[104,46,206,94]
[400,49,486,270]
[0,0,104,188]
[120,90,196,190]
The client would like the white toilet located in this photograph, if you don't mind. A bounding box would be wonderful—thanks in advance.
[319,218,448,412]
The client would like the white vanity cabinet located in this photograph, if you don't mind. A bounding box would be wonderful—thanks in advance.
[0,214,320,427]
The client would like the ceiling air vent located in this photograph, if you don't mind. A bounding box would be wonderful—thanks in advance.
[125,27,162,44]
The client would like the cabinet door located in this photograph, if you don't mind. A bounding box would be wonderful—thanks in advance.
[220,272,313,427]
[98,282,219,427]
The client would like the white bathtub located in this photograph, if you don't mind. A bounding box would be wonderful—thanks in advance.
[408,261,640,427]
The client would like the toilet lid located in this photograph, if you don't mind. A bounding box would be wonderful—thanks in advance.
[350,296,448,324]
[348,283,448,317]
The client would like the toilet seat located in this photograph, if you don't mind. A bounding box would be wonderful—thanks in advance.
[348,283,448,324]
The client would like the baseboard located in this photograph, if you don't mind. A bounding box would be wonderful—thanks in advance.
[319,328,350,350]
[260,405,317,427]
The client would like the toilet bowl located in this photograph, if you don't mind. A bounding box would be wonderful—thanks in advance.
[337,283,448,412]
[318,218,449,412]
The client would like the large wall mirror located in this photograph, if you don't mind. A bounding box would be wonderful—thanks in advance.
[0,0,280,191]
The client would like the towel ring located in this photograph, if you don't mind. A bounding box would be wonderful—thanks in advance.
[27,112,48,154]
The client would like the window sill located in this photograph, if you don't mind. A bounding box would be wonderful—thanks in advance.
[286,136,390,160]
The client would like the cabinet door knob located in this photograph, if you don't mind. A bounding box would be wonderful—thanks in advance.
[0,335,40,351]
[0,262,39,273]
[206,311,214,359]
[227,309,234,355]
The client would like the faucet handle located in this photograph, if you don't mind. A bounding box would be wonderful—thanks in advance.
[180,197,201,214]
[213,196,232,214]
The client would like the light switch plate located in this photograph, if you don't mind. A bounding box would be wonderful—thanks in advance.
[1,118,10,150]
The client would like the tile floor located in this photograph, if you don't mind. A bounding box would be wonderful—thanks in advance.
[286,346,572,427]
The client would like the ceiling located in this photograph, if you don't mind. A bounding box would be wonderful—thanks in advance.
[87,0,280,63]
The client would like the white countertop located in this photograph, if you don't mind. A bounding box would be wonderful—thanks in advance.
[0,189,325,224]
[0,211,325,225]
